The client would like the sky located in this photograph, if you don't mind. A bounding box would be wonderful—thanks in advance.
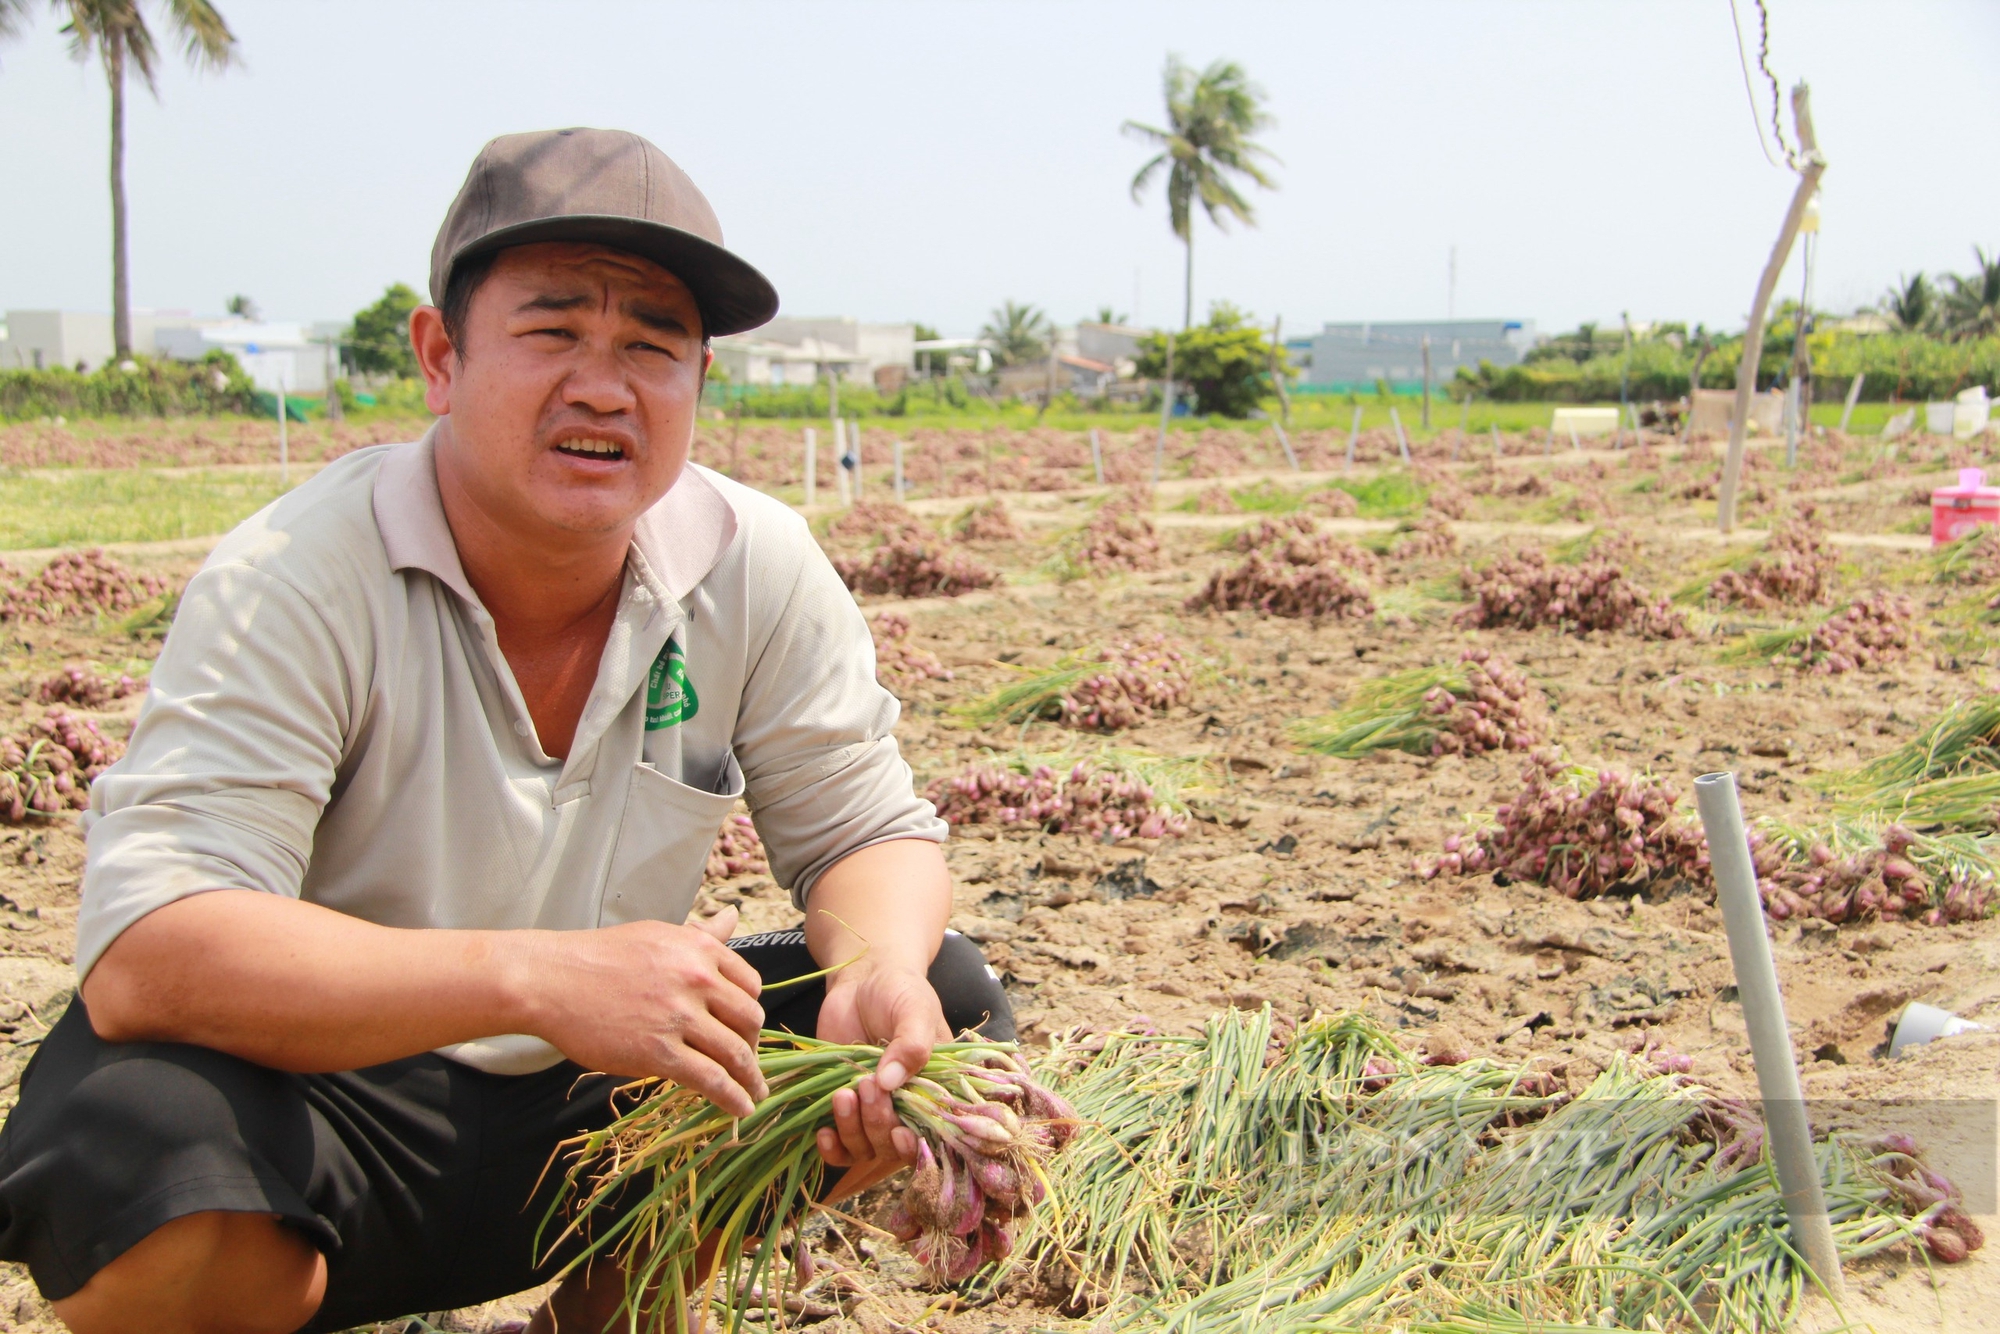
[2,0,1996,339]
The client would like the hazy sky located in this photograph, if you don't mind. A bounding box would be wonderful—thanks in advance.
[3,0,1995,338]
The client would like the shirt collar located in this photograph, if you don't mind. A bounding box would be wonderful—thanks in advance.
[372,423,739,611]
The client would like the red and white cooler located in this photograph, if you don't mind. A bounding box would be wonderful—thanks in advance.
[1932,468,2000,546]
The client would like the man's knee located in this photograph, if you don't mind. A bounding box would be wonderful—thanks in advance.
[930,930,1016,1040]
[52,1210,325,1334]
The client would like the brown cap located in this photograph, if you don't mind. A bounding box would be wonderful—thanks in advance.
[429,127,778,336]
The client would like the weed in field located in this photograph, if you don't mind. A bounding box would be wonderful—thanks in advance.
[0,468,292,549]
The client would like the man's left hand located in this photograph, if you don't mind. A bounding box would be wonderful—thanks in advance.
[813,961,949,1200]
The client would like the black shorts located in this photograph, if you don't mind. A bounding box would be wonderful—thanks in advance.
[0,930,1010,1326]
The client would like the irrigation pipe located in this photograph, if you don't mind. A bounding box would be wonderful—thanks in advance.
[1693,771,1846,1300]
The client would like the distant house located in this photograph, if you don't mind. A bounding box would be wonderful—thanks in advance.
[994,354,1115,401]
[712,317,915,388]
[1301,319,1537,392]
[156,321,331,394]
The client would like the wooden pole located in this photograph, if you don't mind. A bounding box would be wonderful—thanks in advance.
[1390,408,1412,466]
[1454,395,1469,461]
[276,372,288,489]
[728,397,743,478]
[1154,332,1176,486]
[1346,405,1361,469]
[1268,316,1293,426]
[1719,83,1826,533]
[804,427,817,507]
[1420,335,1433,431]
[1490,423,1502,457]
[1090,427,1104,485]
[893,437,905,502]
[1838,372,1865,432]
[850,419,864,499]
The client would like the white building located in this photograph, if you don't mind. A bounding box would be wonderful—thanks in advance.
[711,316,914,388]
[156,321,330,394]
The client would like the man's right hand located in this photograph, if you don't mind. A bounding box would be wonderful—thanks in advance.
[519,906,769,1117]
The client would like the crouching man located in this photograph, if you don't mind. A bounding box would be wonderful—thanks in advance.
[0,127,1009,1333]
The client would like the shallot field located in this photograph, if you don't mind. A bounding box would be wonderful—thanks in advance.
[0,416,1994,1330]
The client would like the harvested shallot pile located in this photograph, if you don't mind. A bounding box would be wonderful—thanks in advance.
[1706,512,1838,608]
[1226,513,1381,575]
[1066,495,1162,576]
[1771,592,1917,674]
[0,549,166,623]
[926,758,1190,841]
[833,536,999,599]
[0,708,125,822]
[1187,553,1373,620]
[824,499,930,542]
[870,612,953,692]
[1293,647,1546,758]
[957,635,1195,732]
[952,498,1022,542]
[36,663,141,708]
[1757,824,1995,926]
[1389,512,1460,560]
[1422,750,1710,897]
[703,813,767,882]
[1457,548,1686,638]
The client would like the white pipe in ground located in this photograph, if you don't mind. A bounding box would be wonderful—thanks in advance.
[1693,771,1845,1301]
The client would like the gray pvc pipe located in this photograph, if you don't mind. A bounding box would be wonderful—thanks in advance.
[1693,771,1845,1300]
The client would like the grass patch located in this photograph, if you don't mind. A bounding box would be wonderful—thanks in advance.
[1291,665,1461,757]
[0,468,292,549]
[1327,471,1425,518]
[1811,697,2000,829]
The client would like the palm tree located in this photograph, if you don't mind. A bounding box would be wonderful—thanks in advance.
[1941,248,2000,342]
[1883,272,1935,332]
[979,300,1052,367]
[1,1,237,356]
[1124,55,1277,330]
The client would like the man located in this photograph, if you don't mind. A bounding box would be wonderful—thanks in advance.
[0,128,1009,1333]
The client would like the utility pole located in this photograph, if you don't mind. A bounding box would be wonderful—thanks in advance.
[1719,83,1826,533]
[1420,335,1433,431]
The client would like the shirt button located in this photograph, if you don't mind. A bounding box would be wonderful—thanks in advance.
[513,720,531,736]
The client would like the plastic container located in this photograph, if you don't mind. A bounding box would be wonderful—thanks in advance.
[1889,1002,1987,1058]
[1931,467,2000,546]
[1955,386,1992,439]
[1928,402,1958,435]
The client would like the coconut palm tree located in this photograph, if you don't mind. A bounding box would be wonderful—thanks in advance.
[1,1,237,356]
[1124,55,1277,330]
[1883,273,1935,333]
[1941,248,2000,343]
[979,300,1052,367]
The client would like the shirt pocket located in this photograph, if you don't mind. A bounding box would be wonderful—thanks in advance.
[598,751,746,928]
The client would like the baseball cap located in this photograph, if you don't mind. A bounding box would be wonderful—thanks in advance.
[429,127,779,337]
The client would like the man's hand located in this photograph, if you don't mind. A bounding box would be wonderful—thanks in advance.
[524,906,769,1117]
[813,960,950,1199]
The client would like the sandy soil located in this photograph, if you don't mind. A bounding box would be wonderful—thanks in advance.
[0,431,1993,1332]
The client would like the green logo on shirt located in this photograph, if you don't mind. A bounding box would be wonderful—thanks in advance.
[646,641,698,729]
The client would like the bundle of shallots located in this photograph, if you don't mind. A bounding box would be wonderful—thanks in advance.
[870,612,953,692]
[1390,513,1459,560]
[1227,513,1382,576]
[1186,551,1374,620]
[1457,549,1686,639]
[1422,648,1546,755]
[833,537,1000,599]
[1071,508,1162,575]
[1760,825,1994,926]
[0,550,167,623]
[1774,593,1916,674]
[1056,636,1195,730]
[36,663,140,708]
[704,813,768,882]
[953,499,1022,542]
[549,1037,1075,1330]
[1707,514,1838,608]
[926,759,1189,841]
[0,708,125,822]
[1422,751,1710,898]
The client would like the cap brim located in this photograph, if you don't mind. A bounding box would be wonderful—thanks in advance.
[447,215,779,337]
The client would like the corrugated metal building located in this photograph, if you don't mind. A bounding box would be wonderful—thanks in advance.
[1299,319,1537,393]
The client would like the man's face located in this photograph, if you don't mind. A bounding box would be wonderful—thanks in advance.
[416,241,709,540]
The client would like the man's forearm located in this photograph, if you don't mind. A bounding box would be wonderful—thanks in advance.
[81,891,544,1072]
[802,839,952,978]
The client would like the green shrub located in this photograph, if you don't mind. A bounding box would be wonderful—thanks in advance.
[0,352,257,420]
[1134,305,1279,418]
